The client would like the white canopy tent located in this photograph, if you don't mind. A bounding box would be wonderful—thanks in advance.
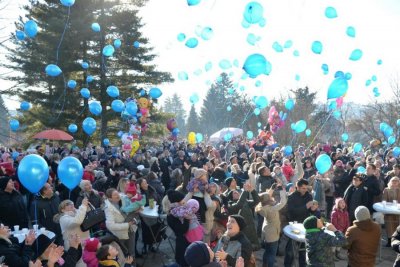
[209,127,243,143]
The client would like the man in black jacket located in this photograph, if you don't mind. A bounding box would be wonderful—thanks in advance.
[284,179,314,267]
[364,164,382,213]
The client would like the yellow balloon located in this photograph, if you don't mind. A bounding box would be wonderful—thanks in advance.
[188,132,196,145]
[130,140,140,158]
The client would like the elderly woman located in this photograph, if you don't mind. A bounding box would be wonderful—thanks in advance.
[75,180,103,208]
[256,184,287,267]
[56,198,89,267]
[213,215,253,267]
[383,176,400,247]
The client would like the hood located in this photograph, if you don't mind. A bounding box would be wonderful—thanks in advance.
[353,219,376,231]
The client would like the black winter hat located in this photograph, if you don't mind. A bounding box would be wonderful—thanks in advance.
[230,214,246,230]
[34,234,56,259]
[184,241,210,267]
[0,176,11,191]
[167,190,185,203]
[224,177,234,187]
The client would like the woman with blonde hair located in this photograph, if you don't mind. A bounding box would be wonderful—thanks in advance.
[383,176,400,246]
[116,177,130,193]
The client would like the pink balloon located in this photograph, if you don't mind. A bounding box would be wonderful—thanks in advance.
[336,96,344,108]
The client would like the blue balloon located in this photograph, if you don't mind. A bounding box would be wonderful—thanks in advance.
[80,88,90,99]
[91,23,101,32]
[328,101,337,111]
[20,101,31,111]
[126,101,138,116]
[12,151,19,160]
[247,33,258,46]
[345,72,352,80]
[311,41,323,54]
[18,154,49,193]
[219,59,232,70]
[177,33,186,42]
[114,39,121,48]
[58,157,83,190]
[86,75,94,83]
[103,138,110,146]
[246,131,254,139]
[254,108,261,116]
[111,100,125,112]
[243,2,264,24]
[187,0,201,6]
[178,71,189,81]
[185,38,198,48]
[172,128,180,136]
[315,154,332,174]
[81,62,89,69]
[133,41,140,48]
[243,53,272,78]
[353,143,362,153]
[82,117,96,135]
[333,110,341,119]
[117,131,123,137]
[106,85,119,98]
[371,75,377,82]
[377,59,383,65]
[285,99,295,111]
[341,133,349,142]
[327,77,348,99]
[16,30,26,41]
[388,136,396,145]
[67,80,77,89]
[325,6,337,18]
[349,49,363,61]
[224,133,232,142]
[60,0,75,6]
[9,119,19,131]
[149,87,162,99]
[103,45,115,57]
[89,101,102,116]
[68,124,77,133]
[334,71,344,78]
[365,79,371,87]
[294,120,307,133]
[45,64,62,77]
[190,93,199,104]
[205,62,212,72]
[196,133,203,143]
[283,146,293,156]
[305,129,311,137]
[321,64,329,75]
[293,50,299,57]
[357,166,366,174]
[393,147,400,157]
[346,26,356,37]
[380,122,389,132]
[226,106,232,112]
[255,96,268,109]
[284,40,293,49]
[24,20,38,38]
[201,27,213,40]
[272,42,283,53]
[397,119,400,127]
[384,126,394,138]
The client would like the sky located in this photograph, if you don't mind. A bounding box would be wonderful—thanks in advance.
[2,0,400,114]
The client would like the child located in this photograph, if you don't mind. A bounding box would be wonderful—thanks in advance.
[170,199,204,243]
[120,182,146,230]
[83,237,101,267]
[282,159,294,183]
[310,200,322,219]
[330,198,350,260]
[272,165,287,187]
[186,170,209,194]
[97,244,134,267]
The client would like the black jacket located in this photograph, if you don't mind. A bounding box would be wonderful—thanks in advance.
[363,175,381,213]
[75,190,103,209]
[343,184,369,222]
[167,214,190,267]
[40,245,82,267]
[392,225,400,267]
[0,236,33,267]
[0,190,29,228]
[287,190,313,223]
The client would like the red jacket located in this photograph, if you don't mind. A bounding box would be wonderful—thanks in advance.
[82,250,98,267]
[331,208,350,233]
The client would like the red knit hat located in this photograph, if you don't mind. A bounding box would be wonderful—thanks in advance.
[84,238,100,252]
[125,182,137,196]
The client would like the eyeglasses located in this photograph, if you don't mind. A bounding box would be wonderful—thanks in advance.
[352,178,361,181]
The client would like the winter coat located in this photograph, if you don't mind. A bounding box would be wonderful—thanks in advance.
[214,232,253,267]
[59,205,90,251]
[0,190,29,228]
[330,208,350,233]
[391,224,400,267]
[287,190,313,223]
[345,219,381,267]
[104,199,130,240]
[41,245,82,267]
[30,194,62,244]
[305,229,347,267]
[255,175,275,193]
[308,176,331,212]
[256,190,287,243]
[120,194,146,214]
[226,190,260,250]
[167,214,190,267]
[363,175,382,213]
[343,184,369,222]
[291,154,305,183]
[82,250,98,267]
[0,236,33,267]
[332,167,350,197]
[148,178,165,197]
[75,190,103,209]
[382,187,400,237]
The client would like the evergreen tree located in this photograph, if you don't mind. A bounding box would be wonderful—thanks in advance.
[2,0,172,143]
[186,104,200,133]
[0,96,9,145]
[163,93,186,135]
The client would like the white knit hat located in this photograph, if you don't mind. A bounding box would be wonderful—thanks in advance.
[355,206,370,221]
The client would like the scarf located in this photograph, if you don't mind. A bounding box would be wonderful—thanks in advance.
[98,259,120,267]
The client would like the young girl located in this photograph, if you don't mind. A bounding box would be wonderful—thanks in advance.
[282,159,294,183]
[83,238,101,267]
[170,199,204,242]
[330,198,350,260]
[120,182,146,229]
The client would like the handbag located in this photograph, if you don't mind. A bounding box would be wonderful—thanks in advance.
[80,202,106,232]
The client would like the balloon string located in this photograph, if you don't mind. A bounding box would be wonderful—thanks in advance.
[55,6,71,64]
[34,198,39,254]
[50,74,68,123]
[307,111,333,149]
[69,189,71,200]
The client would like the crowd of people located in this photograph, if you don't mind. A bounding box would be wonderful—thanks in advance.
[0,133,399,267]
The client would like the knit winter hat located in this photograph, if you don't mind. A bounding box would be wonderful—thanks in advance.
[125,182,137,196]
[230,215,246,230]
[355,206,370,221]
[224,177,234,187]
[194,168,208,180]
[303,215,318,230]
[84,237,100,252]
[0,176,10,191]
[184,241,210,267]
[167,190,185,203]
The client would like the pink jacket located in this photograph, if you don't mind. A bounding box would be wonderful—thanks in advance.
[82,250,98,267]
[331,208,350,233]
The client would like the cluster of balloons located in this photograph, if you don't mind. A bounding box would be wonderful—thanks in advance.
[187,132,203,144]
[268,106,286,134]
[167,118,179,140]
